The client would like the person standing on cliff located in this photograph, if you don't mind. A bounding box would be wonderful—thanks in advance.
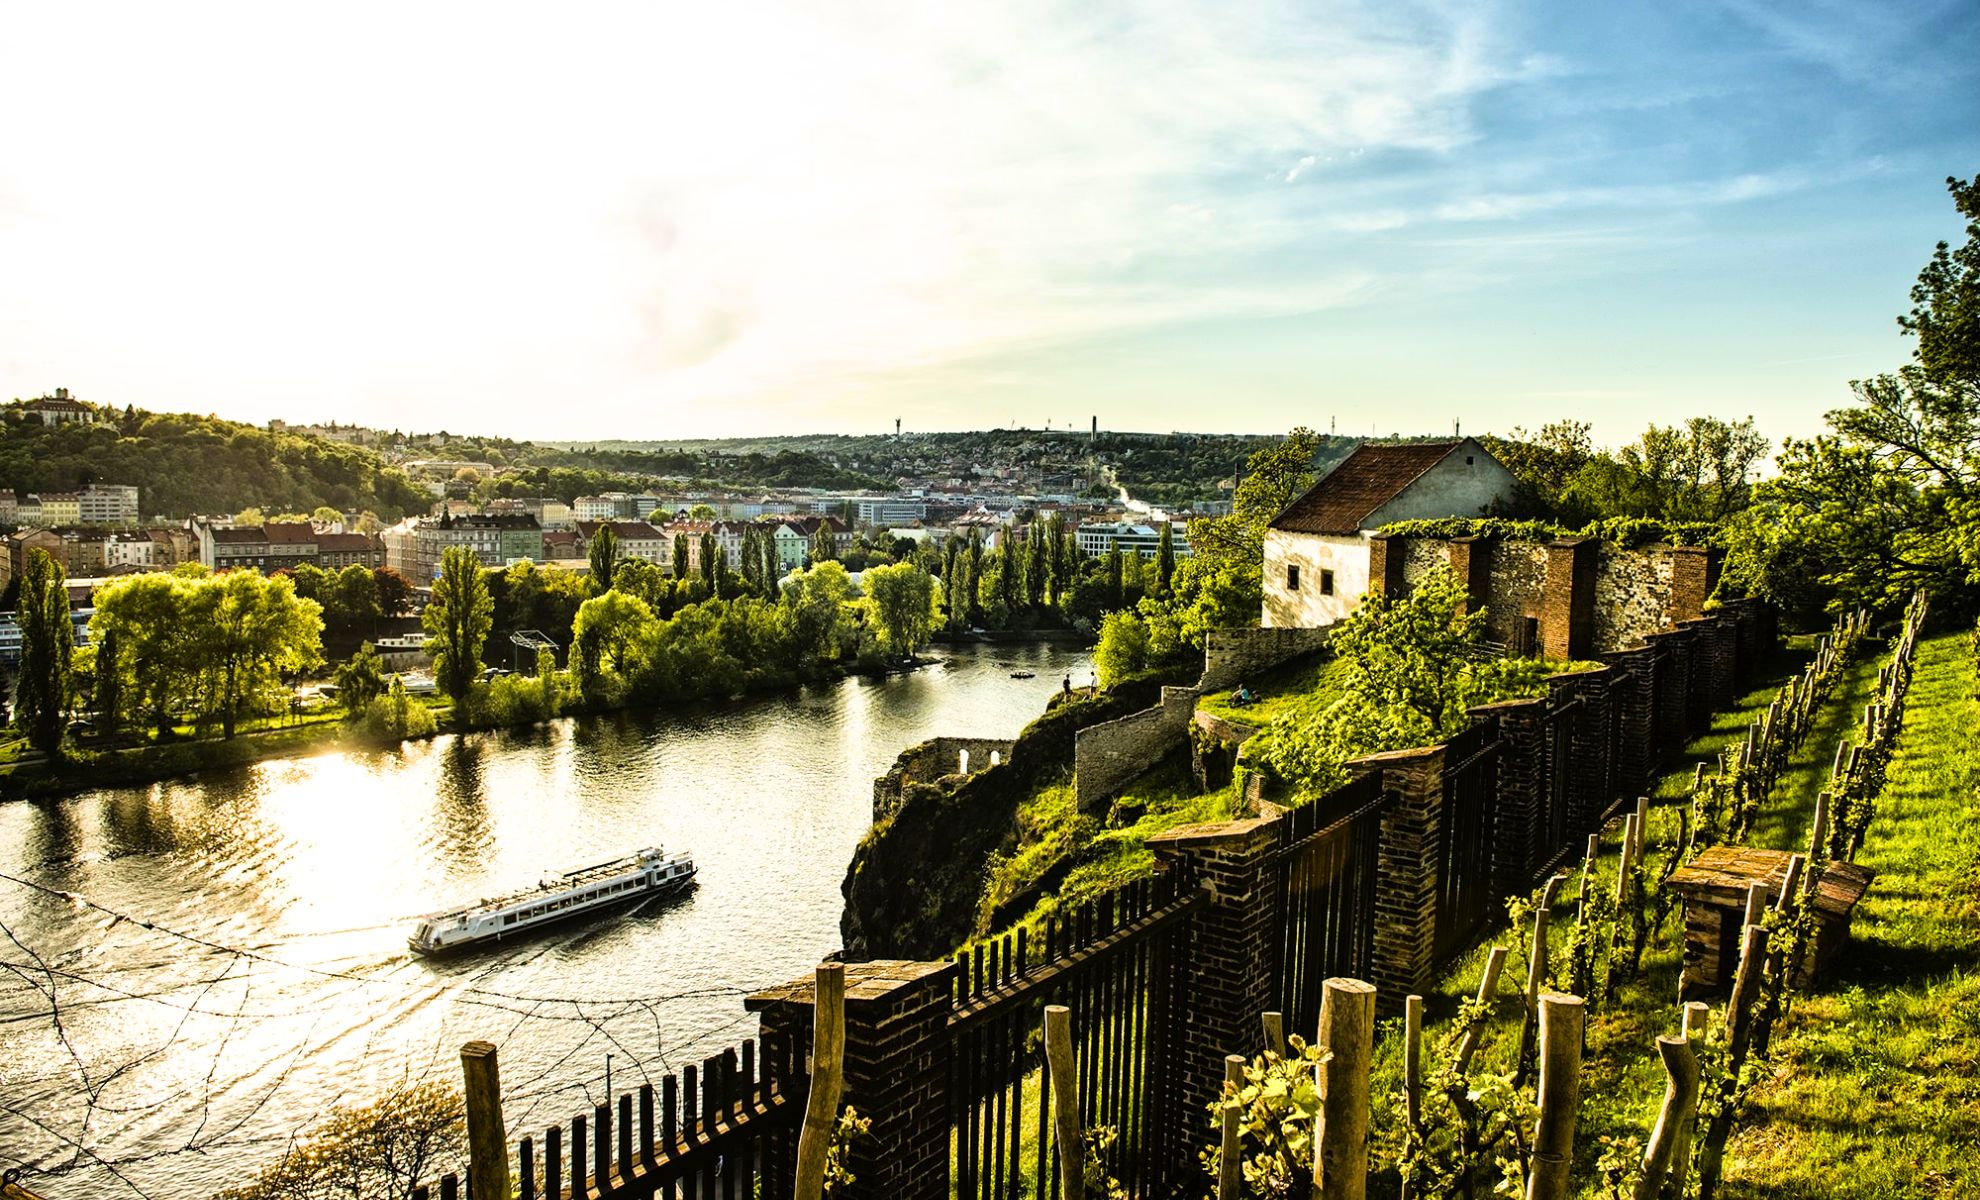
[1062,674,1072,695]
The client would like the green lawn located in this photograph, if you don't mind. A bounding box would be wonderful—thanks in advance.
[1195,653,1349,727]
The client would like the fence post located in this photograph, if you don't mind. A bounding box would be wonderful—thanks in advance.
[1633,1035,1699,1200]
[460,1040,510,1200]
[794,963,846,1200]
[1217,1053,1246,1200]
[1044,1005,1087,1200]
[1525,993,1585,1200]
[1315,978,1375,1200]
[749,959,958,1200]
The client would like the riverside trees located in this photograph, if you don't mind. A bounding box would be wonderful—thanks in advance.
[424,545,493,702]
[15,548,74,756]
[88,566,324,739]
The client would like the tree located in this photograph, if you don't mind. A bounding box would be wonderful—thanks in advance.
[810,522,838,564]
[571,589,660,701]
[336,643,387,714]
[1723,174,1980,617]
[14,548,73,756]
[331,564,382,631]
[90,571,193,737]
[1155,522,1175,596]
[423,545,493,701]
[688,503,718,522]
[373,566,413,616]
[1106,544,1124,607]
[673,532,691,580]
[311,505,344,526]
[1093,610,1150,687]
[89,627,121,738]
[860,562,938,658]
[190,570,324,737]
[588,524,619,594]
[699,533,717,588]
[783,560,855,662]
[215,1081,462,1200]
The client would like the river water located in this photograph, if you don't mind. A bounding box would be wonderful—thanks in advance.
[0,642,1092,1200]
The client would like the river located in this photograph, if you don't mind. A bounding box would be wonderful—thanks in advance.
[0,641,1093,1200]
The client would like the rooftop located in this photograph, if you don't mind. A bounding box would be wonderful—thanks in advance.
[1268,440,1469,536]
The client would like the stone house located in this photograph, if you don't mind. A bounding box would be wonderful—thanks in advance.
[1262,438,1521,628]
[574,520,671,569]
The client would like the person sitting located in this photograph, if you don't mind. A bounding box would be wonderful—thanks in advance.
[1232,682,1255,707]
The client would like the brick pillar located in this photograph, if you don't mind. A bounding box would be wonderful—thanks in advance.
[747,960,956,1200]
[1147,816,1281,1121]
[1600,645,1658,793]
[1472,698,1545,889]
[1645,630,1689,754]
[1667,546,1718,624]
[1541,538,1597,660]
[1352,745,1445,1008]
[1448,535,1493,617]
[1368,532,1407,600]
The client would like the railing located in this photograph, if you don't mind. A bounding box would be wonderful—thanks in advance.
[1269,771,1387,1038]
[1434,721,1502,964]
[414,1038,802,1200]
[947,872,1199,1198]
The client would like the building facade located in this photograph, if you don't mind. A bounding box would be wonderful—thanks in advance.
[1074,521,1192,560]
[79,484,140,526]
[414,513,543,579]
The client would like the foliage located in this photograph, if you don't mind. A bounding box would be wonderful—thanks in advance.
[587,523,619,593]
[335,643,386,713]
[14,548,73,756]
[356,677,437,741]
[820,1105,872,1199]
[0,402,426,519]
[1722,174,1980,619]
[1482,416,1769,525]
[1379,515,1722,550]
[422,546,493,701]
[1204,1036,1330,1198]
[214,1080,462,1200]
[860,561,938,658]
[1246,567,1550,798]
[1093,610,1151,687]
[571,589,660,703]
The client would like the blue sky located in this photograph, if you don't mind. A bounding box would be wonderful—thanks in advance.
[1,0,1974,448]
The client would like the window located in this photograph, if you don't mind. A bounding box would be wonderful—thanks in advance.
[1320,569,1335,596]
[504,914,516,925]
[1466,455,1475,465]
[1286,564,1300,590]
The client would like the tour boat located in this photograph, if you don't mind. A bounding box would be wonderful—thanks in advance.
[1009,670,1036,679]
[408,847,696,955]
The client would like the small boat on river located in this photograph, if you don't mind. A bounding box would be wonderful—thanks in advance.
[1010,670,1036,679]
[408,847,695,955]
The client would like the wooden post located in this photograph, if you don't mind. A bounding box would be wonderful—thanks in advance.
[1615,816,1639,906]
[1516,876,1566,1085]
[1808,792,1831,861]
[1045,1004,1086,1200]
[1576,835,1598,923]
[1776,855,1805,910]
[1262,1010,1288,1059]
[1634,796,1651,857]
[1633,1035,1700,1200]
[1403,995,1424,1130]
[1218,1053,1245,1200]
[1724,925,1770,1067]
[794,963,846,1200]
[1525,993,1585,1200]
[1314,978,1376,1200]
[1668,1002,1710,1200]
[1453,946,1508,1074]
[460,1041,510,1200]
[1741,883,1768,930]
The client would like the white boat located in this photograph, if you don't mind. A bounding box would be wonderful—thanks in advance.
[408,847,695,955]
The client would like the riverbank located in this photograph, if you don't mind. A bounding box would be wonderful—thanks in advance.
[0,651,967,802]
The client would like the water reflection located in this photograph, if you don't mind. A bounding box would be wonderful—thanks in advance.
[0,642,1091,1199]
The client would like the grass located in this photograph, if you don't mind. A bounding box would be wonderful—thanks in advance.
[1195,653,1351,727]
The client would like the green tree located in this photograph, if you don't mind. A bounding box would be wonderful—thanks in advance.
[89,571,193,737]
[672,533,690,580]
[14,548,72,756]
[1093,609,1150,687]
[373,566,413,616]
[571,589,660,701]
[335,643,387,714]
[587,524,620,594]
[89,627,121,738]
[1900,173,1980,384]
[215,1081,463,1200]
[860,562,938,658]
[688,503,718,522]
[1155,521,1175,596]
[191,569,324,738]
[331,564,382,631]
[423,545,493,701]
[810,522,838,564]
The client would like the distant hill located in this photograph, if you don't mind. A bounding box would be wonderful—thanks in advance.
[0,401,428,520]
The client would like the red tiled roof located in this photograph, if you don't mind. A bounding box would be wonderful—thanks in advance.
[315,532,381,552]
[576,520,664,540]
[1269,441,1465,535]
[264,523,317,544]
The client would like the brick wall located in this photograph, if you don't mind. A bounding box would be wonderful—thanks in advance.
[1368,532,1408,599]
[1357,745,1445,1006]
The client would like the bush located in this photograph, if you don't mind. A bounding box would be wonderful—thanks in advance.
[355,678,437,742]
[216,1080,463,1200]
[465,671,561,728]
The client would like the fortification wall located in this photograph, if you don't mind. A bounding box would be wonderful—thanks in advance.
[1071,686,1198,811]
[872,735,1018,819]
[1593,545,1676,653]
[1200,625,1332,692]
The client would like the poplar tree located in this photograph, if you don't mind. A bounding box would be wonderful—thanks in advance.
[423,544,493,702]
[1156,522,1176,596]
[740,527,764,594]
[587,524,619,594]
[1107,544,1124,607]
[699,533,717,588]
[673,533,690,580]
[14,548,72,757]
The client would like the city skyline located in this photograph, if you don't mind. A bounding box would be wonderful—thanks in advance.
[2,1,1976,447]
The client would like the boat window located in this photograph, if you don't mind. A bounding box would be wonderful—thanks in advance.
[504,914,516,925]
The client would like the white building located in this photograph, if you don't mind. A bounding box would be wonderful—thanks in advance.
[1261,437,1522,628]
[852,496,927,526]
[79,484,140,526]
[1074,521,1191,560]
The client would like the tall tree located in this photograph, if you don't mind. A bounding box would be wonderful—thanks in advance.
[861,562,938,658]
[1106,544,1124,608]
[191,570,324,738]
[699,533,717,588]
[672,533,690,580]
[90,627,121,738]
[424,545,493,702]
[14,549,72,756]
[1155,522,1176,596]
[587,524,620,594]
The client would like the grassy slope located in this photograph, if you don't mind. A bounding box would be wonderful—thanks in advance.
[1728,629,1980,1198]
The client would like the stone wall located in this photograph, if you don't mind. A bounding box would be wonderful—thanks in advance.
[1401,536,1448,582]
[872,735,1017,819]
[1072,686,1198,810]
[1592,543,1675,653]
[1200,624,1332,692]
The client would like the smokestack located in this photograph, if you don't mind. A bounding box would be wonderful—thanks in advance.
[1091,415,1097,436]
[894,418,901,438]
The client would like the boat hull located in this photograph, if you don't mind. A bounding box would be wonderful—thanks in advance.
[409,872,695,957]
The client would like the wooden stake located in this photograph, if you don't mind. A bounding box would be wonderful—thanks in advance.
[1315,978,1376,1200]
[1525,993,1586,1200]
[794,963,847,1200]
[1045,1004,1087,1200]
[1666,1002,1711,1200]
[1403,995,1424,1131]
[1454,946,1509,1074]
[1615,815,1639,906]
[1516,877,1565,1085]
[1776,855,1805,910]
[1741,882,1768,930]
[1725,925,1770,1067]
[1634,1036,1700,1200]
[460,1040,510,1200]
[1217,1053,1245,1200]
[1634,797,1650,858]
[1261,1010,1288,1059]
[1808,792,1831,861]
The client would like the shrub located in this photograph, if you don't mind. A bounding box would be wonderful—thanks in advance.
[355,678,437,742]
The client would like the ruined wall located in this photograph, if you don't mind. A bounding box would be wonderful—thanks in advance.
[1200,625,1332,692]
[872,736,1018,819]
[1072,686,1199,811]
[1400,538,1449,587]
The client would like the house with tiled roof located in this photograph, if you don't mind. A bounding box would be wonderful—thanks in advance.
[1262,438,1518,628]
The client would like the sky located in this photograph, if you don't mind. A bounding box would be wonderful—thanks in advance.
[1,1,1975,448]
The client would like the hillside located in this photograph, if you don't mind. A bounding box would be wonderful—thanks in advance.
[0,403,427,520]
